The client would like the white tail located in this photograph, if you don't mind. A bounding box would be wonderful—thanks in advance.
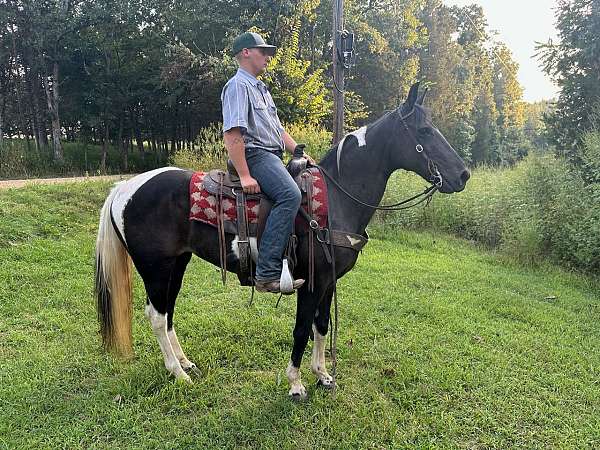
[95,183,133,357]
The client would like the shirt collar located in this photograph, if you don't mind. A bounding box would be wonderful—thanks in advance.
[236,68,261,86]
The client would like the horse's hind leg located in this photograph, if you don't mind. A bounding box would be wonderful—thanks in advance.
[311,285,335,388]
[141,257,190,383]
[165,253,200,375]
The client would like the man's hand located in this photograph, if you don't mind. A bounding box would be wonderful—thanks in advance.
[303,152,316,165]
[240,174,261,194]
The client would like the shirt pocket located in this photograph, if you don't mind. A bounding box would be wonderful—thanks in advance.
[250,91,268,110]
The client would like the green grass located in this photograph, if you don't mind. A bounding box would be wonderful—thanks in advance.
[1,182,600,448]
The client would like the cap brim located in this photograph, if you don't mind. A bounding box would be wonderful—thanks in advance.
[254,45,277,56]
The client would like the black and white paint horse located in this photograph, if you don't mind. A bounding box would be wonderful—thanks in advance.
[95,83,470,399]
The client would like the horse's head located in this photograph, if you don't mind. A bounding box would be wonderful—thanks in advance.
[389,82,470,194]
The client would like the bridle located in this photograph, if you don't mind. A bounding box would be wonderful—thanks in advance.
[317,106,444,211]
[398,108,444,190]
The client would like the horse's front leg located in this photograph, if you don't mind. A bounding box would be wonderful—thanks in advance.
[286,285,319,400]
[311,285,335,388]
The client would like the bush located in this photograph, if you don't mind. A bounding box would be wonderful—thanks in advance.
[171,123,227,171]
[0,139,161,179]
[284,122,332,162]
[171,122,332,171]
[582,130,600,183]
[378,152,600,273]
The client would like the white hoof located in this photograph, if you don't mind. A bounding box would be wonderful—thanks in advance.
[316,376,335,390]
[288,384,308,401]
[181,360,201,376]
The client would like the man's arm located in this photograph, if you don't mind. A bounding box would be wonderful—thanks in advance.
[282,130,298,153]
[282,130,315,164]
[224,128,260,194]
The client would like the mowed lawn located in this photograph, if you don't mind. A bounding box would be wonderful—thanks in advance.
[1,182,599,449]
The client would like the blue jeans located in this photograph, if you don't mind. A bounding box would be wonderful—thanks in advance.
[245,148,301,281]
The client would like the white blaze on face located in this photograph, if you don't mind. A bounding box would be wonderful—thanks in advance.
[110,167,184,245]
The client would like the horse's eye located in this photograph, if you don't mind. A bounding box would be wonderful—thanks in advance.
[418,127,433,137]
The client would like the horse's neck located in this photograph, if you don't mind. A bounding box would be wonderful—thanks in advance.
[320,141,392,234]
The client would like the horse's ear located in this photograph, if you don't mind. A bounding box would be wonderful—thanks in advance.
[417,87,428,105]
[401,82,420,115]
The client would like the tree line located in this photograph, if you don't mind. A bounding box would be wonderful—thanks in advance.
[0,0,594,172]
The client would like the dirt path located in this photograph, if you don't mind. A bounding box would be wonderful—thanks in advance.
[0,174,134,190]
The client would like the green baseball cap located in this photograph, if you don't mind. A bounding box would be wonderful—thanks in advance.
[231,32,276,56]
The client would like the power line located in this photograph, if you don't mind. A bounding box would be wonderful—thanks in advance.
[456,7,519,83]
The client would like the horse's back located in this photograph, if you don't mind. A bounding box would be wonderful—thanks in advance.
[113,167,194,255]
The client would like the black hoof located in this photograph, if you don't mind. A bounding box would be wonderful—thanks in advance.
[317,379,336,390]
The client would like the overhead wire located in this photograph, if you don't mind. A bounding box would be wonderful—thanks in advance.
[455,6,520,84]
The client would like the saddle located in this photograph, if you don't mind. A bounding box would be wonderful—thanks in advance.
[190,161,368,291]
[198,161,323,287]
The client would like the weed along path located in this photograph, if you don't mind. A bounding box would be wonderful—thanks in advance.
[1,181,600,448]
[0,174,133,190]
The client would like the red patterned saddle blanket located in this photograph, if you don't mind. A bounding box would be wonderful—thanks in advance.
[189,167,328,233]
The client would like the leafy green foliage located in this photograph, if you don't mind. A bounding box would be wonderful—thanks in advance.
[252,3,331,126]
[418,3,532,166]
[537,0,600,161]
[382,153,600,272]
[170,123,228,171]
[284,121,332,161]
[582,130,600,183]
[2,0,546,173]
[0,139,159,179]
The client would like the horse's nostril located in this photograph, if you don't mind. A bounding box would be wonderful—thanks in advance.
[461,169,471,184]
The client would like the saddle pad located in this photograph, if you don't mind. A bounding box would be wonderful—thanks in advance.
[189,167,328,230]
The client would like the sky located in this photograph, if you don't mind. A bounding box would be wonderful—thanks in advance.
[444,0,560,102]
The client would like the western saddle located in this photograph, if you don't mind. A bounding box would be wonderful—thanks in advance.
[203,160,368,291]
[202,160,314,287]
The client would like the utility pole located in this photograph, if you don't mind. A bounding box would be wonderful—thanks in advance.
[332,0,344,144]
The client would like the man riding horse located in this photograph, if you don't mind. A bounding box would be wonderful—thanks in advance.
[221,31,313,294]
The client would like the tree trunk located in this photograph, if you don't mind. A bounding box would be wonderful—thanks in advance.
[131,106,145,160]
[0,96,4,149]
[42,60,64,162]
[11,32,29,148]
[23,56,48,154]
[24,66,40,154]
[118,112,128,171]
[101,117,109,173]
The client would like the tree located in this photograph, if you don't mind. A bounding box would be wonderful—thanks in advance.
[537,0,600,161]
[262,2,332,126]
[419,2,489,163]
[491,43,526,164]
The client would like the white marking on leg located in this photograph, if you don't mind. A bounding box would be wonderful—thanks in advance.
[111,167,184,245]
[167,328,195,370]
[286,361,307,399]
[146,303,190,382]
[311,324,333,386]
[231,236,258,262]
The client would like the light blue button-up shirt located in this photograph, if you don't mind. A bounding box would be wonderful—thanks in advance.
[221,68,285,155]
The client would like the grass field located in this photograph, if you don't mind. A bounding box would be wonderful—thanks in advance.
[1,182,599,449]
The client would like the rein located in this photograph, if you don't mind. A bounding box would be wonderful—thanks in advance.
[318,107,443,212]
[318,165,438,210]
